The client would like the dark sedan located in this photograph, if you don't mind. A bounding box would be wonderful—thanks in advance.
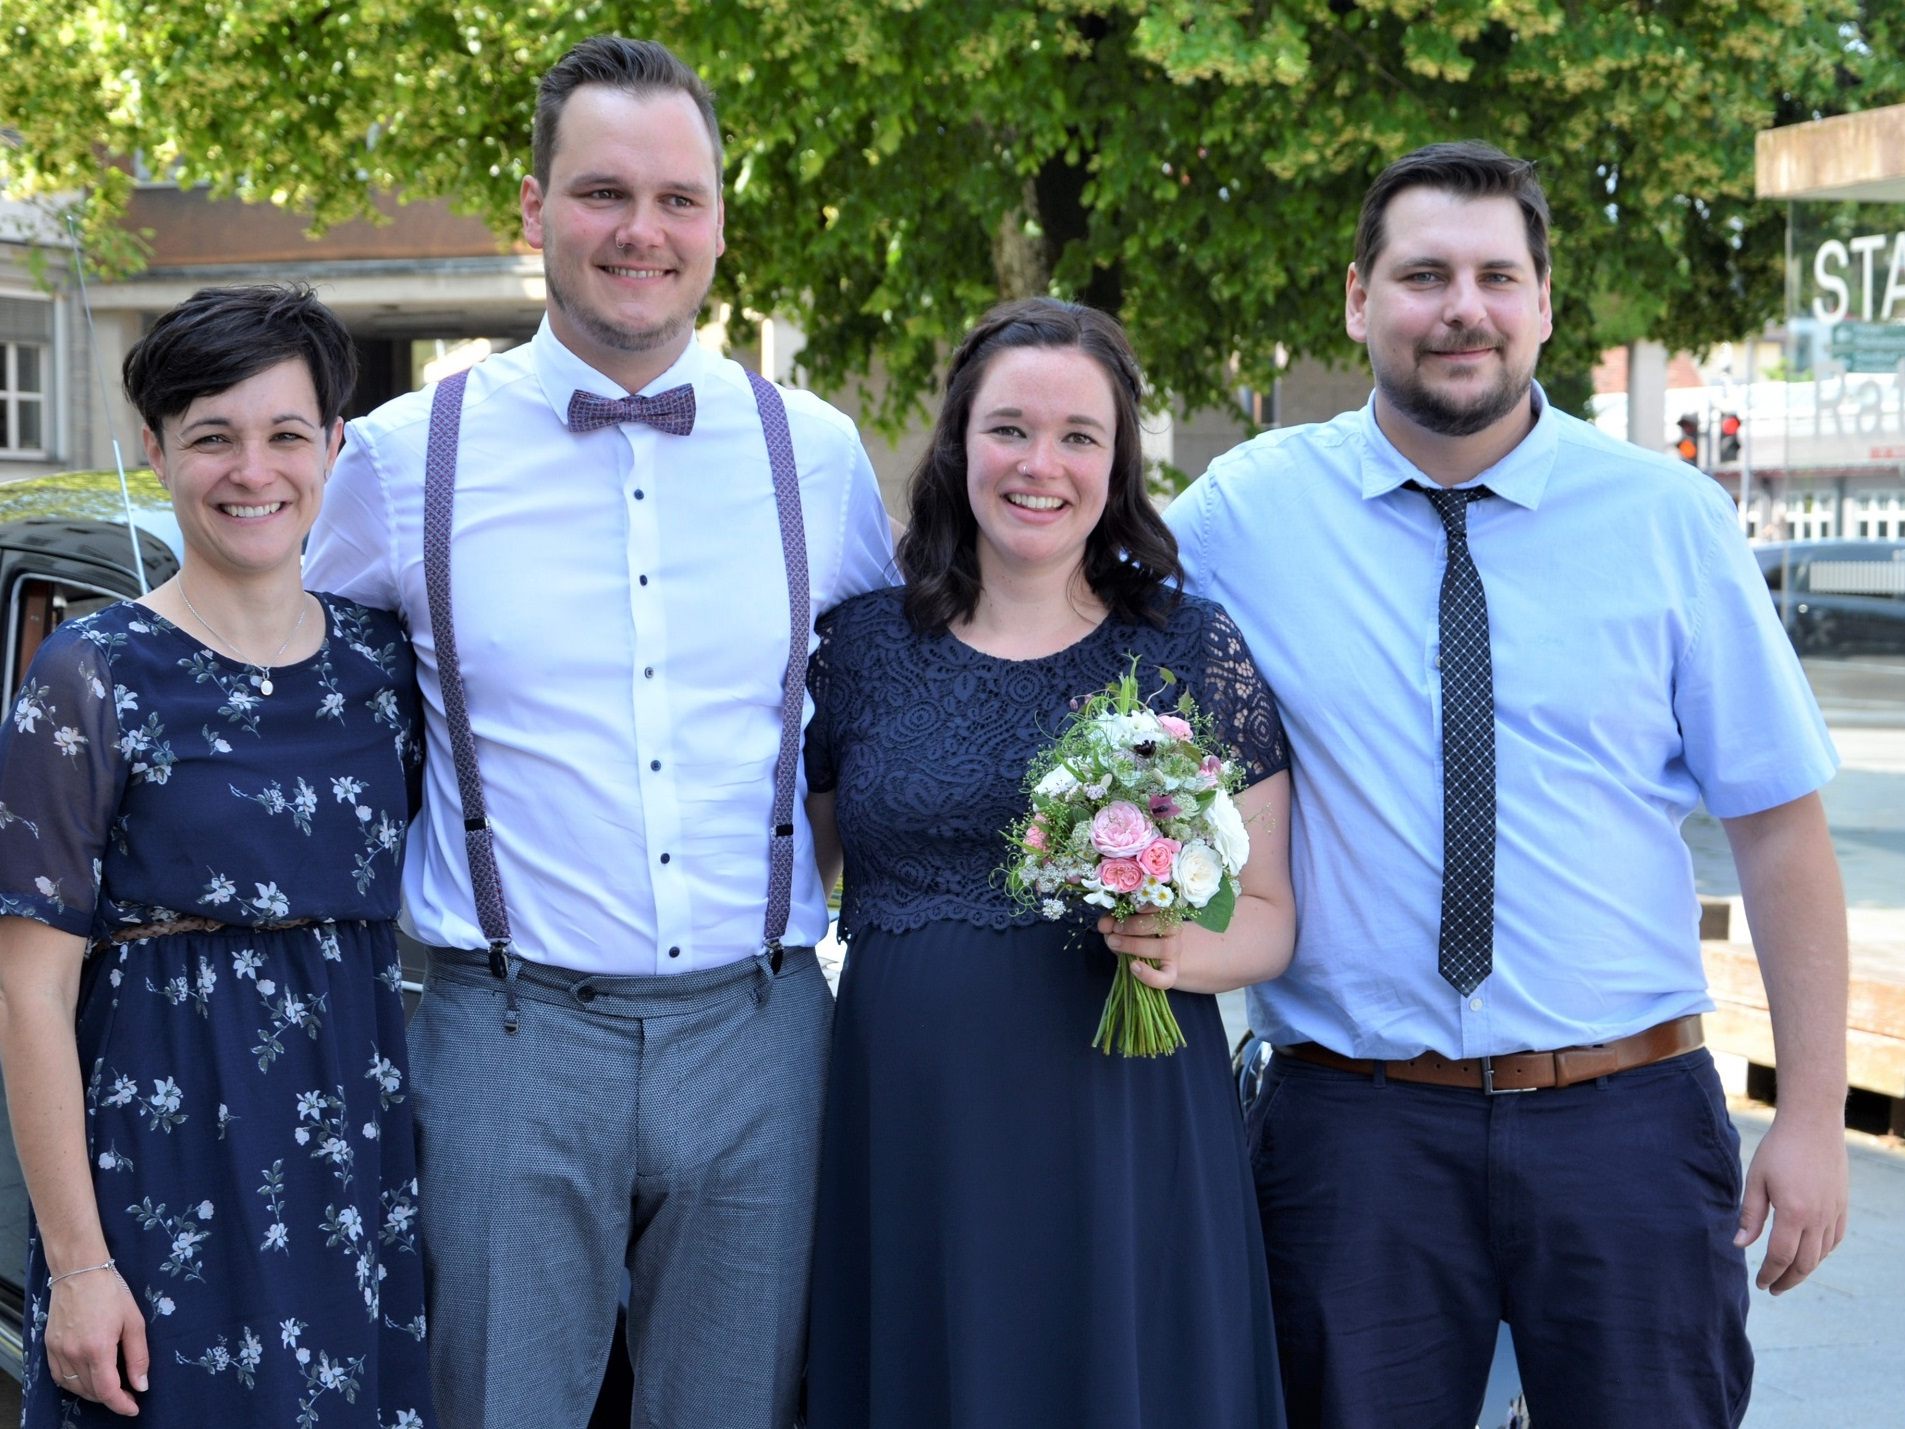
[1756,538,1905,658]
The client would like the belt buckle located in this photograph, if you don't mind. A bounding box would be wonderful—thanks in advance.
[1481,1055,1535,1096]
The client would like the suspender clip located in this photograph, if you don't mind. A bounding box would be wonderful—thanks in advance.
[487,939,512,980]
[764,938,784,974]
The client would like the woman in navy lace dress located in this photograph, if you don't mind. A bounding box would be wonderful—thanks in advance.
[0,286,434,1426]
[804,299,1294,1427]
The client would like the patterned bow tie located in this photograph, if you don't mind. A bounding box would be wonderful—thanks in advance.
[567,383,697,436]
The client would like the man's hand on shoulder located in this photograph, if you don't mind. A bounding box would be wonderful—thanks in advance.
[1735,1105,1848,1294]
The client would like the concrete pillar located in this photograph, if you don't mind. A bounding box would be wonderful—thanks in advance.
[1626,340,1669,453]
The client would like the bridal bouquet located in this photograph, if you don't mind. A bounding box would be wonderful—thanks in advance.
[1003,658,1251,1057]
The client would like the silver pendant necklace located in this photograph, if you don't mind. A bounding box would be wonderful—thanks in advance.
[177,582,308,697]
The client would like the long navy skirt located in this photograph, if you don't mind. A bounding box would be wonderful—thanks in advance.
[806,919,1284,1429]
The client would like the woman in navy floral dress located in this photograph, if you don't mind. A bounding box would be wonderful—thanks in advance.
[0,286,434,1426]
[804,300,1293,1427]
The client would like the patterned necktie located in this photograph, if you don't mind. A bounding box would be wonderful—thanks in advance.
[1413,482,1496,996]
[567,383,697,435]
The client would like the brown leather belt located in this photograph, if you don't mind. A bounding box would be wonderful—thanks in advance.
[1278,1014,1704,1094]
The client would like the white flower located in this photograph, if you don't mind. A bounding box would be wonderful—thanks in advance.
[295,1346,311,1365]
[338,1206,364,1241]
[33,875,57,899]
[232,947,263,979]
[257,978,276,997]
[280,1318,303,1347]
[1137,876,1176,909]
[196,1200,214,1220]
[252,881,290,917]
[263,1222,289,1251]
[296,1090,327,1120]
[150,1077,183,1113]
[1172,841,1226,908]
[363,1121,381,1140]
[332,775,365,802]
[98,1152,114,1169]
[1039,898,1066,920]
[155,1296,175,1317]
[1205,788,1251,873]
[201,873,236,906]
[293,1128,310,1145]
[1034,764,1081,798]
[53,726,88,758]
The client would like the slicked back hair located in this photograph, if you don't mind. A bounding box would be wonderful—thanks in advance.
[531,35,722,187]
[122,283,357,443]
[1354,140,1551,280]
[898,297,1181,635]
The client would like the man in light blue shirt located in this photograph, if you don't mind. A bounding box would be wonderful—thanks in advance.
[1168,142,1849,1428]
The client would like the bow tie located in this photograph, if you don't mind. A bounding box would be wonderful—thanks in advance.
[567,383,697,436]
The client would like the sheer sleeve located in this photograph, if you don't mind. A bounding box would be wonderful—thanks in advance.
[0,624,128,936]
[804,608,843,795]
[1195,601,1288,784]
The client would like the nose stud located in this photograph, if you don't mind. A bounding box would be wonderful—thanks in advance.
[1017,462,1031,476]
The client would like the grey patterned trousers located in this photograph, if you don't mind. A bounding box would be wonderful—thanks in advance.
[408,945,831,1428]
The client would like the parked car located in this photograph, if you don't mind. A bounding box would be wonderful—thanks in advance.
[1756,538,1905,657]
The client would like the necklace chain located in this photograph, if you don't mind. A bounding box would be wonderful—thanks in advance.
[177,582,308,696]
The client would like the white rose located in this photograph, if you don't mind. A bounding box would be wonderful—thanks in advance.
[1205,789,1250,873]
[1035,764,1081,798]
[1172,841,1225,908]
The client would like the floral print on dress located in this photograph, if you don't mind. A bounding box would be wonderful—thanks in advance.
[0,595,436,1427]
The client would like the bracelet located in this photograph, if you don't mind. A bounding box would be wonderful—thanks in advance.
[48,1258,117,1287]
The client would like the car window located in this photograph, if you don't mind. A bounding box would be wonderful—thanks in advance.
[6,576,126,702]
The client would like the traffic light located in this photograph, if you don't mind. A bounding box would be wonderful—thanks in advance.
[1675,415,1700,465]
[1718,412,1741,463]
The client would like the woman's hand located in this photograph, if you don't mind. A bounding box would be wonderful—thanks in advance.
[46,1267,148,1414]
[1098,909,1183,990]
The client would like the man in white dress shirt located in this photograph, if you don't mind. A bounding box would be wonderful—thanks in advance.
[304,36,892,1429]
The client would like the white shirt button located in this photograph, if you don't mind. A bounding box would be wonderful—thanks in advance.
[1469,997,1484,1011]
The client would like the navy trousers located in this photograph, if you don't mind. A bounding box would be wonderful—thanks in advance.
[1248,1048,1753,1429]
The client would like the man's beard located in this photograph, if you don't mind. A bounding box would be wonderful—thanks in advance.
[544,256,707,356]
[1374,331,1534,437]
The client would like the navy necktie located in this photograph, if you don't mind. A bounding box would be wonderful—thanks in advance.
[567,383,697,436]
[1412,482,1496,996]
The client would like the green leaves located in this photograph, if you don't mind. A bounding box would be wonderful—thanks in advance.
[5,1,1901,424]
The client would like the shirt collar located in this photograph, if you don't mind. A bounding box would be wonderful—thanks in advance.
[1356,381,1558,510]
[531,317,714,425]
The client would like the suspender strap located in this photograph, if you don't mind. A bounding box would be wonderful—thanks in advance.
[423,370,515,983]
[420,366,812,999]
[745,369,810,972]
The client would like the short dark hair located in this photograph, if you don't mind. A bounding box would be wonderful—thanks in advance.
[532,35,722,187]
[122,283,358,441]
[1354,140,1551,280]
[898,297,1180,634]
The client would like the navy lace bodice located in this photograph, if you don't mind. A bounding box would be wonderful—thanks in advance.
[806,587,1287,942]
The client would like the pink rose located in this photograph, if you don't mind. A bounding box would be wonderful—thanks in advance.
[1196,754,1224,788]
[1089,800,1157,858]
[1158,714,1194,741]
[1023,819,1048,851]
[1097,858,1145,894]
[1136,837,1180,880]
